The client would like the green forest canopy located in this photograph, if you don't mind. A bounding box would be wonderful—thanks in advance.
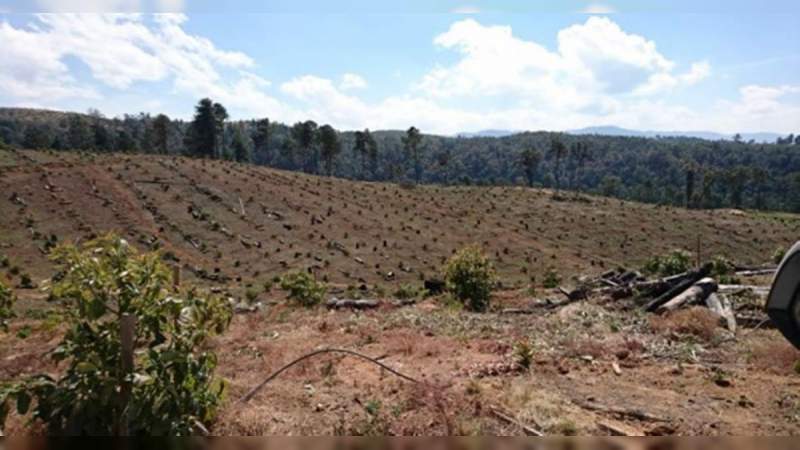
[2,102,800,213]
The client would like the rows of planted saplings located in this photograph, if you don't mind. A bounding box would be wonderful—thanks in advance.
[0,234,496,435]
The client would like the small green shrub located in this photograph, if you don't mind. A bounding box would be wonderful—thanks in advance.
[513,340,534,370]
[0,254,8,268]
[0,234,232,435]
[643,249,692,277]
[244,287,260,304]
[710,255,739,284]
[280,270,326,307]
[18,273,34,289]
[543,267,561,289]
[443,245,495,312]
[0,281,15,332]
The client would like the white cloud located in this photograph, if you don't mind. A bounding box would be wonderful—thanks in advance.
[580,3,616,14]
[416,16,705,118]
[0,13,281,117]
[0,20,99,99]
[340,73,367,90]
[1,14,796,134]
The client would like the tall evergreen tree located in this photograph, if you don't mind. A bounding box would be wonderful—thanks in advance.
[353,130,368,177]
[291,120,318,173]
[185,98,218,158]
[151,114,171,154]
[318,124,341,176]
[685,165,696,208]
[251,118,271,162]
[569,142,591,191]
[519,147,541,187]
[232,127,251,163]
[548,135,568,194]
[402,126,423,183]
[213,103,228,158]
[366,131,378,180]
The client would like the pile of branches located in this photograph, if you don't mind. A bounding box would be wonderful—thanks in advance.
[556,263,776,332]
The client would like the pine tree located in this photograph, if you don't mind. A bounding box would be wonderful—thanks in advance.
[318,124,341,176]
[402,126,423,183]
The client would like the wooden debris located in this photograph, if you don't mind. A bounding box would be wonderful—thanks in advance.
[718,294,737,333]
[735,268,777,277]
[489,407,544,436]
[574,399,668,423]
[643,263,712,312]
[718,284,770,296]
[705,293,737,332]
[326,298,381,310]
[657,277,718,313]
[597,419,645,436]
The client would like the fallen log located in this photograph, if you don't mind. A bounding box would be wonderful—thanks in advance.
[643,263,712,312]
[718,285,770,296]
[718,294,737,333]
[635,270,704,298]
[597,419,645,436]
[657,277,718,313]
[574,400,668,423]
[326,298,381,310]
[735,268,776,277]
[705,293,724,316]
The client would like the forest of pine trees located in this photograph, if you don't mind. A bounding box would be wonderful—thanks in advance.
[2,100,800,212]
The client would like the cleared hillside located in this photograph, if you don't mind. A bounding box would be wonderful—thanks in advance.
[2,148,800,435]
[1,148,797,297]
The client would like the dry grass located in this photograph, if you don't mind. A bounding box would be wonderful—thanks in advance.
[749,338,800,375]
[649,307,720,341]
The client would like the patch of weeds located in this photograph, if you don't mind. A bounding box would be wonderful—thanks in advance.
[709,255,739,284]
[345,285,363,300]
[543,267,561,289]
[347,399,391,436]
[244,287,260,304]
[643,249,692,277]
[372,284,387,298]
[16,324,32,339]
[551,419,578,436]
[393,283,427,300]
[513,340,535,370]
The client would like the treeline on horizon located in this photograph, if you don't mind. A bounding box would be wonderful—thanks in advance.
[2,99,800,213]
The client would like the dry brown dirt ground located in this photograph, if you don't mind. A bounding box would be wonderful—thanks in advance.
[1,148,800,436]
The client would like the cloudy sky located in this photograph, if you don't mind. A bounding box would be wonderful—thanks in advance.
[0,0,798,134]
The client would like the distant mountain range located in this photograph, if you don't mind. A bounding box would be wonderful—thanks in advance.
[567,126,783,144]
[456,129,522,138]
[457,126,783,143]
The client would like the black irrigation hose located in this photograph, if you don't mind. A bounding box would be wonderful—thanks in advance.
[237,348,421,404]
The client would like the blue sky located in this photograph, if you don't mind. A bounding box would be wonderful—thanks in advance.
[0,0,798,134]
